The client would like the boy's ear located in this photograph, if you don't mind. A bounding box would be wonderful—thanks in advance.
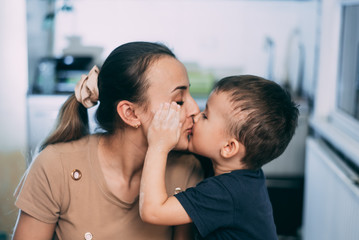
[220,138,245,159]
[116,100,141,128]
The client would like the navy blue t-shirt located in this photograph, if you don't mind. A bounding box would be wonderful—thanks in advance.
[175,169,277,240]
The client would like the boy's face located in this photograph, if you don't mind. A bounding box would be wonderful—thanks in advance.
[188,91,233,160]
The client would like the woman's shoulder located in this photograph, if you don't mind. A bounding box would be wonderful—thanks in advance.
[165,151,205,191]
[167,151,201,170]
[32,135,98,168]
[167,152,213,178]
[46,135,97,153]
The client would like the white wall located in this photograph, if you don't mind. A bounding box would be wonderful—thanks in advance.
[0,0,28,236]
[0,1,28,151]
[52,0,318,97]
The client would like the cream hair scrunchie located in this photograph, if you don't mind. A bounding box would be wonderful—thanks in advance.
[75,65,100,108]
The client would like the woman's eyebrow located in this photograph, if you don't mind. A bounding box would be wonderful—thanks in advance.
[171,85,188,93]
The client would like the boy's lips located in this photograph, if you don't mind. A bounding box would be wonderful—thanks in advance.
[186,126,193,142]
[186,127,193,135]
[187,116,195,136]
[186,123,193,134]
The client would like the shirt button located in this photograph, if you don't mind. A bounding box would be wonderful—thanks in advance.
[71,169,82,180]
[84,232,93,240]
[174,187,182,194]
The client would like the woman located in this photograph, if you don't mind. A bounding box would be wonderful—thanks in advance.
[13,42,204,240]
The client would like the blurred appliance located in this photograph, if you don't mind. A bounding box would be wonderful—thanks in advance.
[262,101,308,177]
[27,95,98,156]
[262,102,308,237]
[32,55,93,94]
[27,55,95,157]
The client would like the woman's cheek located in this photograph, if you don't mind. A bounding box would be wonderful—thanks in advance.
[178,117,192,150]
[179,109,186,123]
[137,110,153,134]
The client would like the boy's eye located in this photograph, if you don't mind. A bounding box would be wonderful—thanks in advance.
[201,112,208,119]
[176,101,184,106]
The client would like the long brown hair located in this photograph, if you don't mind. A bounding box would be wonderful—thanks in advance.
[40,94,89,151]
[40,42,176,150]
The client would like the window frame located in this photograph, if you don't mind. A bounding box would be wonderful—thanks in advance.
[311,0,359,166]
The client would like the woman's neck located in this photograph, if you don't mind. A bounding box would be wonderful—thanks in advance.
[98,129,147,186]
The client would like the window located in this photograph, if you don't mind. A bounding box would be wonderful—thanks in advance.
[310,0,359,167]
[330,3,359,143]
[337,5,359,120]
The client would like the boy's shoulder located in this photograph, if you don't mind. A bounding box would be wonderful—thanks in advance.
[215,168,264,181]
[198,168,266,194]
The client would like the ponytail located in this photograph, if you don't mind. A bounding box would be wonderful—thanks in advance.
[40,94,89,151]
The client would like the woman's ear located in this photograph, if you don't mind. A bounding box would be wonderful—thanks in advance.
[116,101,141,128]
[220,138,245,159]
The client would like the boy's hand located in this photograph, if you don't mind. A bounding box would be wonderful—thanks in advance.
[141,102,192,226]
[147,102,182,153]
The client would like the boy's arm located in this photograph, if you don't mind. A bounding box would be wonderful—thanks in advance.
[139,102,192,226]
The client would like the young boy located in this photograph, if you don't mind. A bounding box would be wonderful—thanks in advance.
[140,75,299,240]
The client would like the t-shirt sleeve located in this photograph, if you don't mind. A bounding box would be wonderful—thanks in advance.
[175,177,234,237]
[14,146,65,223]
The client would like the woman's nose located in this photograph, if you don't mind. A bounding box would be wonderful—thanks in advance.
[186,97,200,118]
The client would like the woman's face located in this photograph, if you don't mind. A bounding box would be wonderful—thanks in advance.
[139,56,199,150]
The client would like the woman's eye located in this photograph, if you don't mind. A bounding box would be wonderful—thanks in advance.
[176,101,184,106]
[201,112,208,119]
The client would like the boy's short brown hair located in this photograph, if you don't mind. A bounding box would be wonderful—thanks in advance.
[213,75,299,170]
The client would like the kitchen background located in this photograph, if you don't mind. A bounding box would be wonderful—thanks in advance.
[1,0,358,240]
